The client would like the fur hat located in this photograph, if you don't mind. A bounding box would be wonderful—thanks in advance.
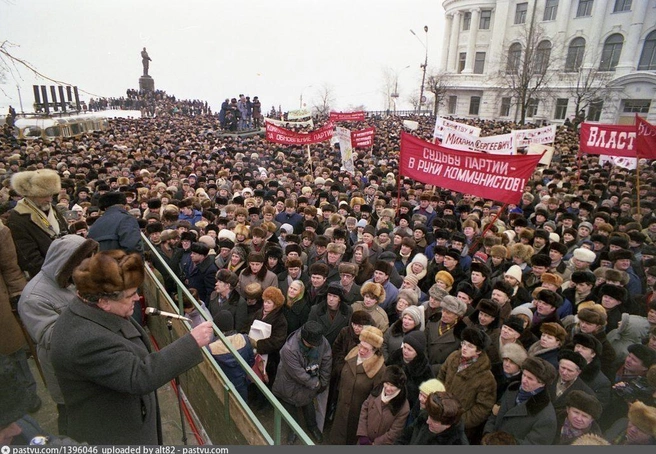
[361,282,386,304]
[327,282,344,300]
[326,242,346,255]
[398,289,419,307]
[444,248,461,261]
[429,284,448,300]
[338,262,358,276]
[374,260,394,276]
[359,325,384,349]
[627,401,656,437]
[97,191,127,210]
[604,268,629,285]
[381,364,407,390]
[537,289,563,308]
[572,248,596,264]
[190,242,210,256]
[351,310,374,326]
[540,322,567,344]
[571,270,596,285]
[244,282,263,300]
[262,287,285,308]
[609,248,634,262]
[286,258,303,269]
[504,265,523,282]
[566,390,602,420]
[540,273,563,287]
[599,283,627,304]
[403,330,426,354]
[461,327,490,351]
[309,262,329,277]
[503,315,526,335]
[216,269,239,287]
[456,281,479,301]
[572,333,602,356]
[548,242,568,256]
[476,299,500,318]
[522,357,557,385]
[229,245,247,262]
[501,343,528,367]
[74,250,144,298]
[418,378,446,395]
[530,254,551,268]
[577,304,607,326]
[301,320,324,347]
[558,349,587,371]
[627,344,656,368]
[440,295,467,317]
[570,434,611,446]
[470,261,491,278]
[11,169,61,197]
[435,271,454,288]
[489,245,508,259]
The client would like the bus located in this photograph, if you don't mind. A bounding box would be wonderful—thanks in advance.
[12,113,109,140]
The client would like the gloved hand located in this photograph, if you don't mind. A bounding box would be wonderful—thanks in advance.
[357,436,372,445]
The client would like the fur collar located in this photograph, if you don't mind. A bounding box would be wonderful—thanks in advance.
[370,382,407,415]
[507,382,552,415]
[13,199,60,237]
[345,347,386,378]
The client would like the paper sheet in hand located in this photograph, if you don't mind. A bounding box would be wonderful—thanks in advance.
[249,319,272,341]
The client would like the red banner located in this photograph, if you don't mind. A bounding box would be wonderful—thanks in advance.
[265,122,334,145]
[400,132,543,205]
[636,115,656,160]
[329,111,365,122]
[579,122,637,158]
[351,127,375,148]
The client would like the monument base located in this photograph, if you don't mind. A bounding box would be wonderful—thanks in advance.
[139,75,154,92]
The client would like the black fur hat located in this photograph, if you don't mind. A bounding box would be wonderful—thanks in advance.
[566,390,602,420]
[598,283,627,303]
[98,191,127,210]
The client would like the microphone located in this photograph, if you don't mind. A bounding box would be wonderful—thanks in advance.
[145,307,192,322]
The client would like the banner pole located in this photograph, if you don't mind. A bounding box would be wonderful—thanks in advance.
[468,203,507,256]
[396,172,402,215]
[307,144,313,176]
[636,158,641,223]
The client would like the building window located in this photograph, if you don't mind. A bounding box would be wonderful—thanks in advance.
[458,53,467,73]
[463,12,471,30]
[448,96,458,114]
[623,99,651,113]
[587,99,603,121]
[479,10,492,29]
[599,33,624,71]
[527,99,539,117]
[515,3,528,24]
[565,37,586,71]
[534,40,552,74]
[500,97,512,116]
[543,0,558,21]
[577,0,594,17]
[474,52,486,74]
[507,43,522,74]
[613,0,632,12]
[555,98,569,119]
[638,30,656,70]
[469,96,481,115]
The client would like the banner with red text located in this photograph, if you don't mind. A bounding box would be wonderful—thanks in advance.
[433,117,481,140]
[442,130,515,155]
[579,123,636,158]
[351,127,375,148]
[513,125,557,148]
[265,122,334,145]
[400,131,543,204]
[329,111,365,122]
[636,115,656,160]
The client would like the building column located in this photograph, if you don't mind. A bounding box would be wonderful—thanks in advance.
[583,0,609,68]
[462,8,481,74]
[615,0,650,75]
[440,14,454,72]
[487,1,508,72]
[447,11,461,72]
[553,0,573,65]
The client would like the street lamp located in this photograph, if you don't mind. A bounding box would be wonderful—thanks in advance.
[299,84,313,110]
[391,65,410,113]
[410,25,429,113]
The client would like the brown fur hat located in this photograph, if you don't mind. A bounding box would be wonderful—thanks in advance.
[74,250,144,298]
[326,242,346,255]
[628,401,656,437]
[338,262,358,276]
[540,322,567,344]
[262,287,285,308]
[577,304,607,326]
[361,282,386,304]
[11,169,61,197]
[521,357,557,385]
[359,325,384,349]
[566,390,602,420]
[490,245,508,259]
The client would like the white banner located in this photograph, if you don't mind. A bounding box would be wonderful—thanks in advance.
[513,125,557,148]
[335,126,355,175]
[442,130,515,155]
[264,116,314,128]
[433,117,481,140]
[599,155,637,170]
[286,109,312,120]
[403,120,419,131]
[527,143,554,166]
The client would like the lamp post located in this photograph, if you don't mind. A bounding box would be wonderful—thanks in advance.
[299,84,313,110]
[410,26,429,113]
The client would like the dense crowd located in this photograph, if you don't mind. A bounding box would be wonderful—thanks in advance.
[1,92,656,446]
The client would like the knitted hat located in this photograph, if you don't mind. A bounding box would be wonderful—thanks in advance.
[578,221,593,232]
[403,330,427,354]
[558,349,587,371]
[398,289,419,307]
[510,305,534,321]
[503,315,526,335]
[440,295,467,317]
[522,357,557,385]
[461,327,491,351]
[359,325,384,349]
[566,390,602,420]
[402,306,423,328]
[74,250,144,298]
[418,378,446,395]
[577,304,607,326]
[540,322,567,344]
[572,333,602,356]
[504,265,523,282]
[351,310,374,326]
[501,343,528,367]
[301,320,324,347]
[627,401,656,437]
[262,287,285,308]
[361,281,386,304]
[403,274,419,287]
[572,248,596,263]
[435,271,454,288]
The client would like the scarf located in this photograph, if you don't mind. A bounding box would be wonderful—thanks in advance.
[559,418,587,443]
[438,321,455,336]
[299,338,320,372]
[457,355,478,373]
[18,198,61,236]
[381,387,401,404]
[516,386,543,405]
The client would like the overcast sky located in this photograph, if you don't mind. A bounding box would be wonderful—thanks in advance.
[1,0,446,115]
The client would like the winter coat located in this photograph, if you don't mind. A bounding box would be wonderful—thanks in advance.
[207,290,249,334]
[50,298,203,445]
[6,200,68,279]
[184,255,218,304]
[237,268,278,299]
[568,325,617,379]
[356,383,410,445]
[329,348,386,445]
[351,301,389,333]
[342,282,362,306]
[382,320,421,362]
[425,312,467,375]
[483,382,557,445]
[209,332,254,401]
[331,325,360,380]
[251,306,288,385]
[547,377,596,413]
[386,348,433,411]
[527,341,561,370]
[579,357,611,409]
[282,296,311,335]
[87,205,143,254]
[0,221,27,355]
[272,329,332,407]
[308,300,353,345]
[607,313,651,362]
[17,235,96,404]
[437,350,497,431]
[395,410,469,445]
[554,411,603,444]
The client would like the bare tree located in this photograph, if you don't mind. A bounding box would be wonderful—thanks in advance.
[562,66,614,120]
[311,83,335,117]
[380,67,396,112]
[425,71,452,116]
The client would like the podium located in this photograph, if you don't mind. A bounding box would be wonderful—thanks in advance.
[139,75,154,92]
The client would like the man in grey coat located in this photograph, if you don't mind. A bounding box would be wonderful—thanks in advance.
[50,250,214,445]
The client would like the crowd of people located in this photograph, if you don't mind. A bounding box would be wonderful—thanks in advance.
[1,92,656,446]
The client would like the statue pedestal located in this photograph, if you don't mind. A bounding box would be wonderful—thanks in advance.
[139,75,154,92]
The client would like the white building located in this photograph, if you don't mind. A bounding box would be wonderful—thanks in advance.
[439,0,656,124]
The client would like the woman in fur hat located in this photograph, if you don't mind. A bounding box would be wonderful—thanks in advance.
[237,251,278,299]
[329,326,387,445]
[388,287,420,326]
[528,322,567,369]
[395,391,468,445]
[356,365,410,445]
[249,287,288,388]
[351,282,389,333]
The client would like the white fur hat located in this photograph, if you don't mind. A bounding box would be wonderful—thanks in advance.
[573,247,596,264]
[11,169,61,198]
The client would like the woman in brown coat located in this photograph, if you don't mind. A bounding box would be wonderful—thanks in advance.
[328,326,386,445]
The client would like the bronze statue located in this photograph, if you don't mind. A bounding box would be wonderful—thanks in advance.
[141,47,152,76]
